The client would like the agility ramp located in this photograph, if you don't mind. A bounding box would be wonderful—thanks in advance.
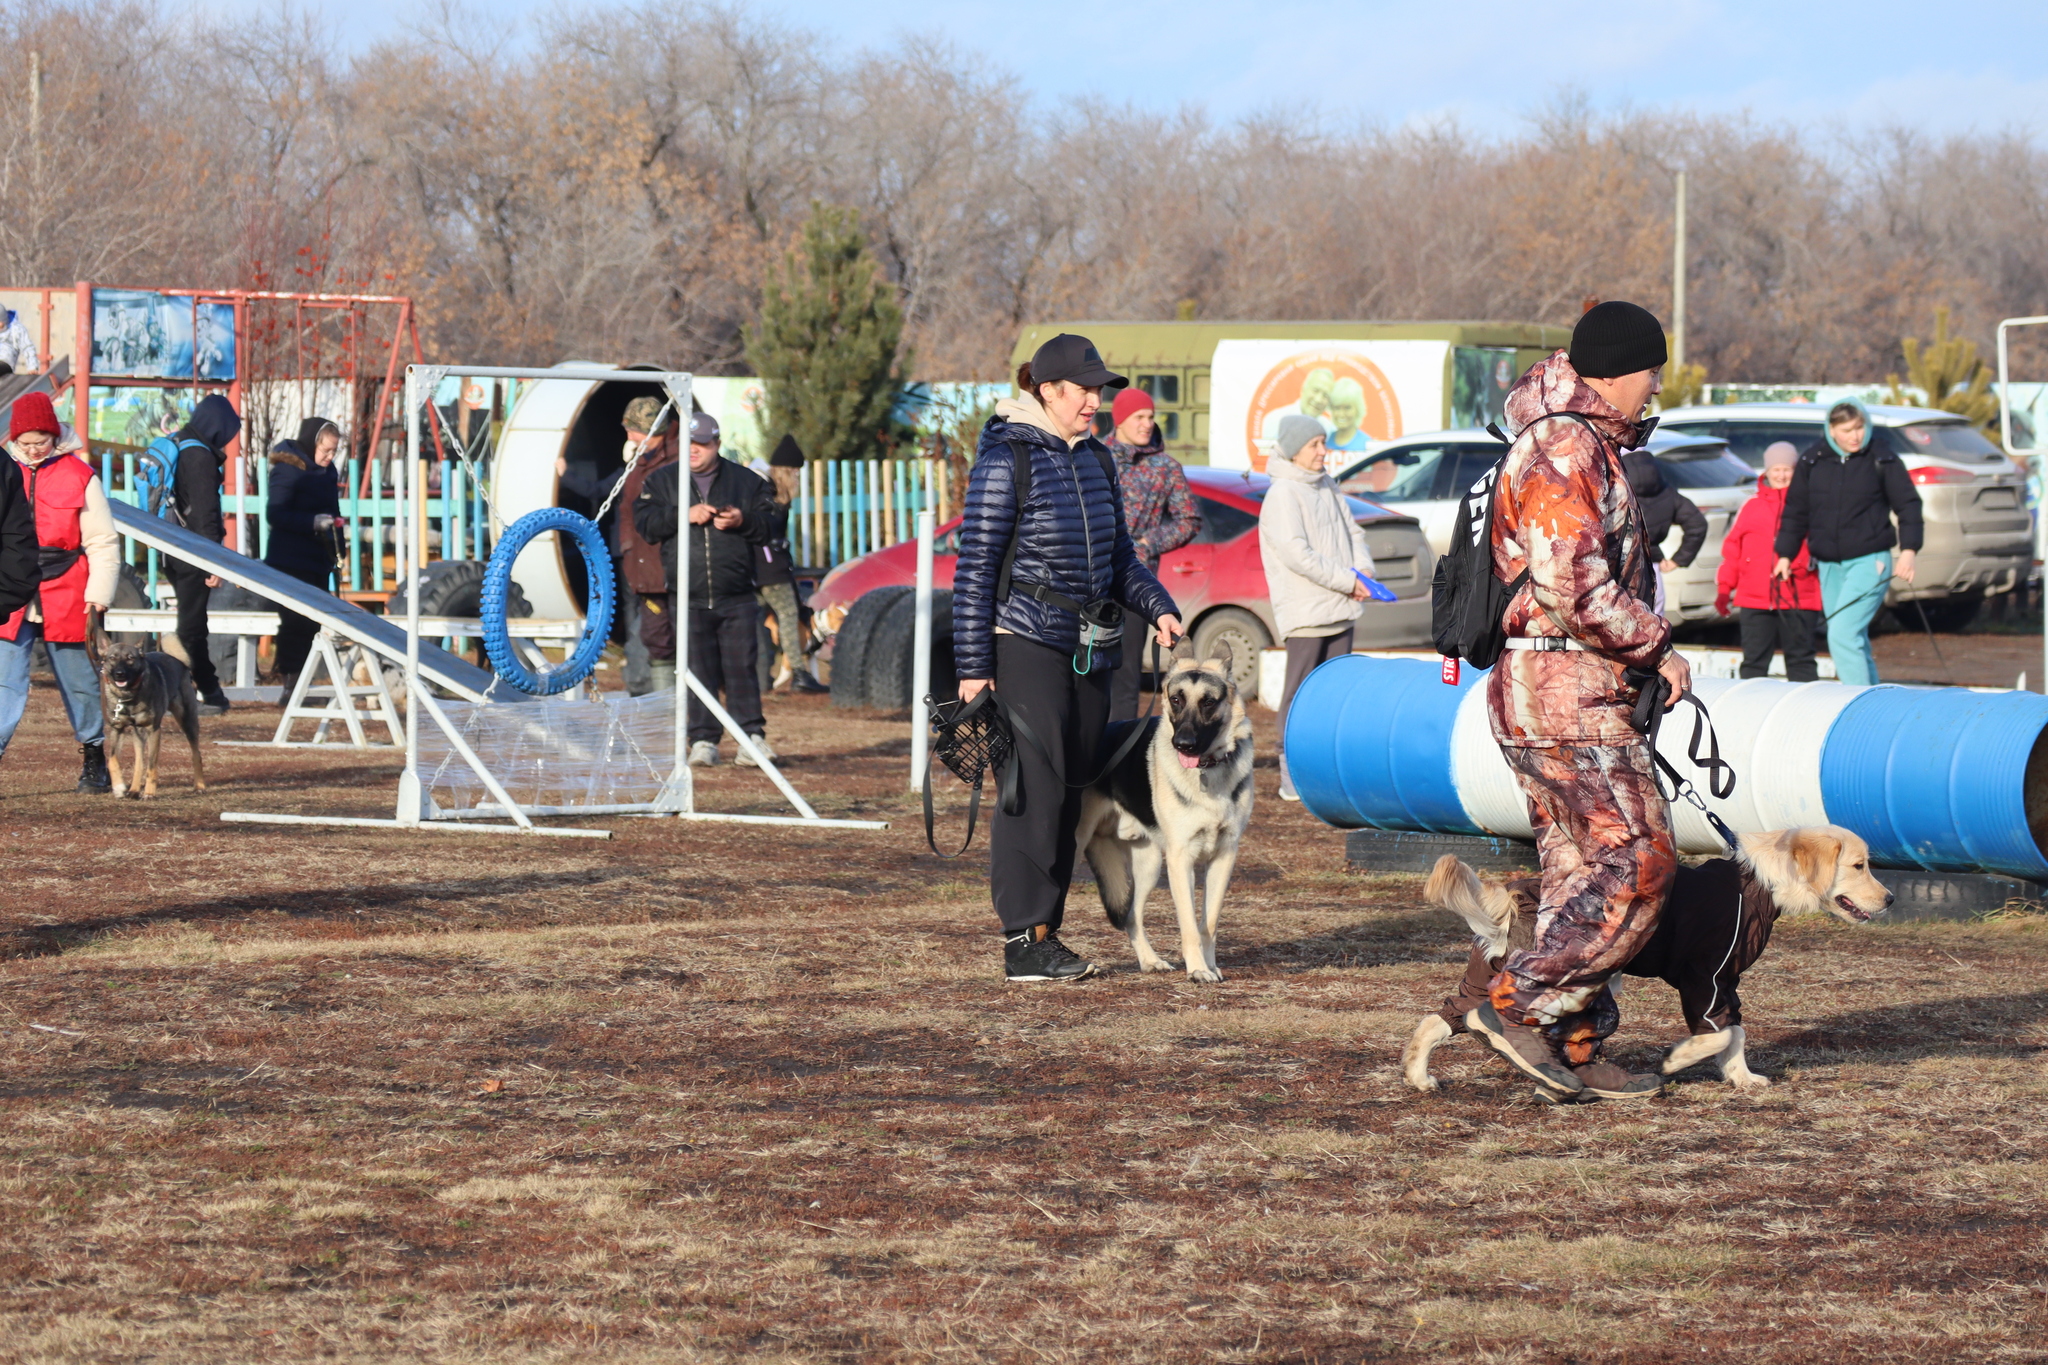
[107,499,517,703]
[1285,655,2048,881]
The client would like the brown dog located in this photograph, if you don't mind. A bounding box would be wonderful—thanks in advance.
[1404,826,1893,1092]
[87,613,206,799]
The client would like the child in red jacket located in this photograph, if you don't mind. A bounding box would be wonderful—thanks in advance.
[1716,443,1824,680]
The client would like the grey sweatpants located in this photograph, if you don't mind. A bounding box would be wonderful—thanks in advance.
[1276,628,1352,753]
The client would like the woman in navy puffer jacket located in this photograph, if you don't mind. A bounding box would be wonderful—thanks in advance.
[954,333,1182,984]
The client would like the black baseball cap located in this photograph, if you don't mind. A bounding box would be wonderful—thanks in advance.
[1029,333,1125,389]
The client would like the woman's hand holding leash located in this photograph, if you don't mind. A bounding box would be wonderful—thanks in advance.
[1772,556,1792,580]
[959,677,990,703]
[1154,614,1184,649]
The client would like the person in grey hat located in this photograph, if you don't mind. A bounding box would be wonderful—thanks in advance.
[1257,413,1374,801]
[633,409,779,765]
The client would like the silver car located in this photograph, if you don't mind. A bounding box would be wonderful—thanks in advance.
[1333,428,1757,623]
[1656,403,2031,630]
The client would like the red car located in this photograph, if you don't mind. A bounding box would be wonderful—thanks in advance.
[811,465,1436,697]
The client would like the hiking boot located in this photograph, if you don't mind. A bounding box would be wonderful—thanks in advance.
[197,690,231,717]
[687,740,719,767]
[1571,1060,1664,1101]
[1004,926,1098,983]
[77,742,111,794]
[1465,1002,1585,1094]
[735,735,777,767]
[792,669,829,695]
[1277,752,1300,802]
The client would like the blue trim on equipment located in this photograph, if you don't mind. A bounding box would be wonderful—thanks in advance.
[481,508,614,696]
[1819,685,2048,879]
[1287,655,1478,834]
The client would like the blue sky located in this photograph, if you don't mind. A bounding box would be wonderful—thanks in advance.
[257,0,2048,137]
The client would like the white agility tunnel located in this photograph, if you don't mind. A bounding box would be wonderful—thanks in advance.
[491,363,679,620]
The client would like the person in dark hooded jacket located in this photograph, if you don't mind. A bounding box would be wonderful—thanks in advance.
[263,416,344,689]
[952,333,1182,984]
[1621,449,1707,594]
[165,394,240,713]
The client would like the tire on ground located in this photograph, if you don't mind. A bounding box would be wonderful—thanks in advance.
[828,585,911,709]
[1189,606,1271,697]
[862,589,955,710]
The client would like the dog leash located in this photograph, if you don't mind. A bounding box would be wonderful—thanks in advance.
[1001,632,1168,800]
[1633,676,1741,856]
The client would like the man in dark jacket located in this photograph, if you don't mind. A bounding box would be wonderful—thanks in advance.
[1771,397,1923,685]
[167,394,240,714]
[1622,449,1707,607]
[633,412,776,765]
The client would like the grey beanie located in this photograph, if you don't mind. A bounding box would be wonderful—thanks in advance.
[1275,414,1326,462]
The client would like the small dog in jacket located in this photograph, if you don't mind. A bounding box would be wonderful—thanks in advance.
[1404,827,1891,1092]
[88,615,207,800]
[1076,640,1255,982]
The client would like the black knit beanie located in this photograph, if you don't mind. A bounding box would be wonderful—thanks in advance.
[1569,302,1668,379]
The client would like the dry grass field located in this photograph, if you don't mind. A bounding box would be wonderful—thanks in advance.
[3,681,2046,1364]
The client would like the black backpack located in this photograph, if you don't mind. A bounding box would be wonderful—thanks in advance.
[1431,413,1637,669]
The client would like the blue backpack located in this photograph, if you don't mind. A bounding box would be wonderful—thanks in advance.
[135,435,212,524]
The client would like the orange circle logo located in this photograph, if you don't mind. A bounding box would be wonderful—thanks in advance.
[1244,350,1403,471]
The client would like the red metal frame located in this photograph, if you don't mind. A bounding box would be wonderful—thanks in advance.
[69,282,442,551]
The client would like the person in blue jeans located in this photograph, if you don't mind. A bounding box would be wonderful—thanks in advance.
[0,393,119,791]
[1772,397,1923,686]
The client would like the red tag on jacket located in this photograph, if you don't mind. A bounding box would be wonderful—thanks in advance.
[1441,656,1460,686]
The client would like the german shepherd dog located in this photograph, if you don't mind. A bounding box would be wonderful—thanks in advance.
[1403,826,1892,1093]
[1076,641,1255,982]
[86,613,207,799]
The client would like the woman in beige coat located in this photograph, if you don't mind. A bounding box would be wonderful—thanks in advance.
[1259,414,1373,801]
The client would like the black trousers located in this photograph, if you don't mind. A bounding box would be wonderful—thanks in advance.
[990,634,1112,936]
[270,563,333,678]
[163,559,219,695]
[1738,607,1821,682]
[683,598,764,743]
[1108,634,1154,722]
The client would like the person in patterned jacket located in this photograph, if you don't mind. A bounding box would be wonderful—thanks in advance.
[1105,387,1200,719]
[1464,302,1693,1103]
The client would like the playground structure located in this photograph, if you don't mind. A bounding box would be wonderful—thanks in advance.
[209,364,887,838]
[1285,656,2048,882]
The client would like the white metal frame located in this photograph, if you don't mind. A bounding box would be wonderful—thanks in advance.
[222,363,886,837]
[1996,316,2048,693]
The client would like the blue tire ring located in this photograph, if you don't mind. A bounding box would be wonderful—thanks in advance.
[481,508,615,695]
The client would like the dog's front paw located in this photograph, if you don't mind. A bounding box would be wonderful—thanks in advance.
[1137,957,1178,973]
[1185,967,1224,984]
[1728,1072,1771,1090]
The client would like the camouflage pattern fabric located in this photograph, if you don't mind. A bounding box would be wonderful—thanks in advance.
[1486,350,1671,749]
[1486,742,1675,1050]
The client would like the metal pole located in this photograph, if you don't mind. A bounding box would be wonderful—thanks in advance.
[1672,169,1687,380]
[909,509,935,792]
[1996,318,2048,693]
[398,369,425,820]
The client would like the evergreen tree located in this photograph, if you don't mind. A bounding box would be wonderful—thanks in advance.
[746,202,908,463]
[1887,306,1999,433]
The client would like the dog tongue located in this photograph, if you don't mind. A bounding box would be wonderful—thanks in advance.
[1178,752,1201,770]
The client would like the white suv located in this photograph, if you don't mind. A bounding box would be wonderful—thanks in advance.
[1656,403,2030,630]
[1334,428,1756,623]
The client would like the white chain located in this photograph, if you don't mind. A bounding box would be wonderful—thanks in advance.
[594,400,676,524]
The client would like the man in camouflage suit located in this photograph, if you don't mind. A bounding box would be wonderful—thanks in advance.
[1466,301,1692,1102]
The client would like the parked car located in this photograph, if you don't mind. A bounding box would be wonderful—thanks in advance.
[1654,403,2032,630]
[1333,428,1757,623]
[810,465,1437,701]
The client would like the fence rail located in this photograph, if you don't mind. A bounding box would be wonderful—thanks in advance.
[788,458,952,570]
[99,451,949,605]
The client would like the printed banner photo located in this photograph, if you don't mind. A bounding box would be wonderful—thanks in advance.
[90,290,237,381]
[1207,339,1450,470]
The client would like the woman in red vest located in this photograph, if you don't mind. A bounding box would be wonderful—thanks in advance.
[0,393,121,791]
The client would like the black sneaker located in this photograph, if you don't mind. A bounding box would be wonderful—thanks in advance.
[792,670,829,695]
[197,691,231,717]
[77,742,111,794]
[1004,928,1098,983]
